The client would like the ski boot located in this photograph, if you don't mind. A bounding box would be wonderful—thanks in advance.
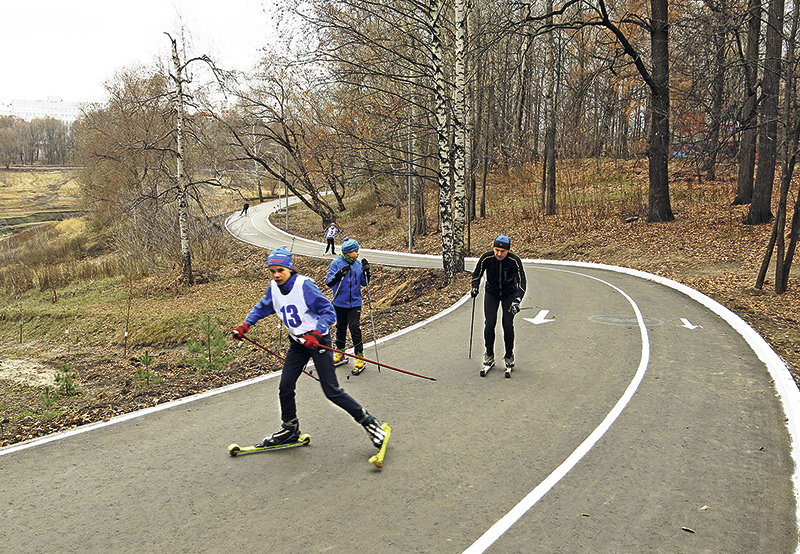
[255,418,300,448]
[333,351,345,364]
[480,352,495,377]
[503,355,515,378]
[351,353,366,375]
[358,411,387,449]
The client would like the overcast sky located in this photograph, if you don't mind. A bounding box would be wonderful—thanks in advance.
[1,0,277,103]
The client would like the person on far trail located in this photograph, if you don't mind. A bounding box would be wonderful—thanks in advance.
[326,238,372,375]
[240,202,249,216]
[231,246,387,450]
[470,235,526,371]
[324,223,341,255]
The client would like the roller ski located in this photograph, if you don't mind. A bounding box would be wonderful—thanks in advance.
[333,351,349,368]
[228,434,310,456]
[504,355,515,378]
[480,353,495,377]
[360,411,391,468]
[351,354,366,376]
[228,419,310,456]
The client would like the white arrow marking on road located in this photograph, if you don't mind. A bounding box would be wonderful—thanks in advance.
[523,309,556,325]
[680,318,702,330]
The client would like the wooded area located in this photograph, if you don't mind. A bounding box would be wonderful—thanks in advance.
[14,0,800,292]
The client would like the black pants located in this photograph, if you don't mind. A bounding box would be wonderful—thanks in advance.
[325,238,336,254]
[483,293,515,359]
[335,305,363,353]
[278,334,363,423]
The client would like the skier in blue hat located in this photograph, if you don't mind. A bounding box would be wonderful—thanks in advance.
[325,238,371,375]
[470,235,526,374]
[232,246,386,450]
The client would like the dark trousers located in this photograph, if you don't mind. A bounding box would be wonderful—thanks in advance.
[335,305,363,353]
[483,293,515,359]
[325,238,336,254]
[278,334,363,423]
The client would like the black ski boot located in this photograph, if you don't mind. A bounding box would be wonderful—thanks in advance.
[255,418,300,447]
[358,410,386,449]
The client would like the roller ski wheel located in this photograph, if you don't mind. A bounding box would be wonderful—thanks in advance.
[227,433,311,457]
[480,361,495,377]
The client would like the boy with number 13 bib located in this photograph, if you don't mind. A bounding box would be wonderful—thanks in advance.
[232,246,387,451]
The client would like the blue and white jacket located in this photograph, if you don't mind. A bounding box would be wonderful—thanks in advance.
[325,255,368,309]
[245,273,336,336]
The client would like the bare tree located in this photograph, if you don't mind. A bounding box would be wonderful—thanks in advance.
[745,0,783,224]
[734,0,761,205]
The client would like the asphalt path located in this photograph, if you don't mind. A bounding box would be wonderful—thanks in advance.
[2,198,799,553]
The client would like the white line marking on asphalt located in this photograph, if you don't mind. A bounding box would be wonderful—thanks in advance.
[680,318,702,329]
[523,309,556,325]
[463,267,650,554]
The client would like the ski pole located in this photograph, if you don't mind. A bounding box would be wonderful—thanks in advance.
[241,335,319,381]
[363,279,380,368]
[468,294,476,359]
[314,343,436,381]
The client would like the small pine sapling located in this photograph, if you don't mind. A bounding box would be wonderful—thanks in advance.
[55,361,80,397]
[185,315,234,372]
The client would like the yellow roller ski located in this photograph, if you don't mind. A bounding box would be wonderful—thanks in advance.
[368,423,392,468]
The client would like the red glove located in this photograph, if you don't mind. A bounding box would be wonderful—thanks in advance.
[232,323,250,340]
[301,330,323,350]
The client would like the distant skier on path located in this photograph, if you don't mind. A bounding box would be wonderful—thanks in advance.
[324,223,341,255]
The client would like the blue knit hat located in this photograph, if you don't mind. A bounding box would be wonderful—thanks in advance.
[493,235,511,250]
[342,238,359,254]
[267,246,294,270]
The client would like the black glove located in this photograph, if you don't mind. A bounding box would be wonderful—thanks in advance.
[327,264,351,287]
[470,286,479,298]
[361,259,371,284]
[509,301,521,315]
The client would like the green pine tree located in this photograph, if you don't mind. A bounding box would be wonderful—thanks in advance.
[184,315,234,372]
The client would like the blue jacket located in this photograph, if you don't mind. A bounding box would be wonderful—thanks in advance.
[325,255,368,308]
[244,273,336,335]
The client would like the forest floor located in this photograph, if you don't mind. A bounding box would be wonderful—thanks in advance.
[2,160,800,447]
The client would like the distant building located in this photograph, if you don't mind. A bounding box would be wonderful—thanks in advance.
[0,96,91,123]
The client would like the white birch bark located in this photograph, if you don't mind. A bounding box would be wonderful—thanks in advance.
[429,0,455,282]
[169,35,194,285]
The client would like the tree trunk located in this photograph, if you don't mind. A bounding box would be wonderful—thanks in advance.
[702,6,726,181]
[646,0,674,222]
[758,0,800,293]
[169,36,194,285]
[734,0,761,205]
[543,0,557,215]
[429,0,456,283]
[451,0,468,273]
[746,0,782,225]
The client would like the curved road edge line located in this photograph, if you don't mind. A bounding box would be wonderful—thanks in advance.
[463,266,651,552]
[528,258,800,551]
